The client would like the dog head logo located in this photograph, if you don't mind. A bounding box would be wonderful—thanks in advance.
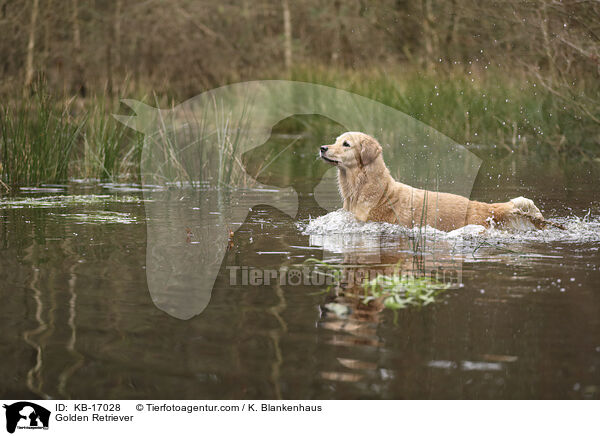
[3,402,50,434]
[115,80,481,320]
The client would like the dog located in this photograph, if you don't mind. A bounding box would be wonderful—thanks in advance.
[319,132,561,231]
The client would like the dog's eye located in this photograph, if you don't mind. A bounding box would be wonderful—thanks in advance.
[343,141,351,147]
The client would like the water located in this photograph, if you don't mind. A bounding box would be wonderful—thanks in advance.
[1,156,599,399]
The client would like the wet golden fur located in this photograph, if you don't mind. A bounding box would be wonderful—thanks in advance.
[320,132,548,231]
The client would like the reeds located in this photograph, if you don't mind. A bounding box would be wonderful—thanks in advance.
[1,66,597,188]
[140,96,253,187]
[78,99,128,181]
[0,90,84,186]
[0,89,143,187]
[291,65,600,157]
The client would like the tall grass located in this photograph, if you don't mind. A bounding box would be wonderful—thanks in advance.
[0,91,145,188]
[76,97,145,182]
[79,100,127,181]
[0,92,85,186]
[290,66,600,157]
[1,67,597,188]
[140,97,254,187]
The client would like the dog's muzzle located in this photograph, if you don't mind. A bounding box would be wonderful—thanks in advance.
[319,145,338,164]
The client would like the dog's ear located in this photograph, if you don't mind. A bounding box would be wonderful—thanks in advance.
[360,135,382,166]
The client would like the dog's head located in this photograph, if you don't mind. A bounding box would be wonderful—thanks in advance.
[319,132,382,169]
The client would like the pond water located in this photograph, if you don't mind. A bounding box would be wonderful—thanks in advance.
[1,156,599,400]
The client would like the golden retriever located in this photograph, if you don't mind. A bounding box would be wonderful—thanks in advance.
[319,132,559,231]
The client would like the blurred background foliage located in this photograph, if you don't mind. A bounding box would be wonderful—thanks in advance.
[0,0,599,186]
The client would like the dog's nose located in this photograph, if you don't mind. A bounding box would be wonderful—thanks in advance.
[320,145,328,153]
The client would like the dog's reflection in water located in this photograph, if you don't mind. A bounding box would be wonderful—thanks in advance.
[317,236,461,384]
[318,247,394,384]
[242,114,344,219]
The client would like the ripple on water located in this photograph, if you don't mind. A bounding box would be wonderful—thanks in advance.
[0,195,144,224]
[0,194,144,208]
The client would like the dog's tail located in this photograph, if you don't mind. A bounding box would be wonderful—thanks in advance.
[510,196,566,230]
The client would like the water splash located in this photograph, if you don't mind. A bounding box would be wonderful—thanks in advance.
[303,209,600,246]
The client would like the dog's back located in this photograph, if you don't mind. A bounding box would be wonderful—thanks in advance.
[375,181,547,231]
